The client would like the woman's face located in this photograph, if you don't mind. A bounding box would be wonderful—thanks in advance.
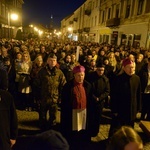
[17,54,22,60]
[36,58,43,66]
[66,55,71,62]
[22,54,29,61]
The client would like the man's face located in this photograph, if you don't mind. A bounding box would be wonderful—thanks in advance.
[47,57,57,68]
[40,46,45,53]
[96,67,105,76]
[124,63,135,76]
[74,72,85,83]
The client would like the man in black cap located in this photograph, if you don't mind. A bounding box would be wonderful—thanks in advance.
[34,53,66,130]
[87,62,110,137]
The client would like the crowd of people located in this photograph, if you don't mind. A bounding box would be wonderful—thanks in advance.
[0,37,149,150]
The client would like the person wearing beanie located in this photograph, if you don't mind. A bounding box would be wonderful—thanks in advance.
[61,65,95,147]
[109,57,141,137]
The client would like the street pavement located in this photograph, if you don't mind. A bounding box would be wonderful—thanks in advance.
[15,108,150,150]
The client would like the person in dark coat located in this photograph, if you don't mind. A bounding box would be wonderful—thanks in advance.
[0,83,18,150]
[0,68,8,90]
[3,57,16,96]
[61,65,95,146]
[87,63,110,136]
[109,58,141,137]
[139,57,150,120]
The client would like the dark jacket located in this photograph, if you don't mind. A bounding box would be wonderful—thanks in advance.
[87,71,110,102]
[139,63,149,93]
[61,79,96,139]
[87,71,110,134]
[110,72,141,123]
[0,69,8,90]
[0,90,18,150]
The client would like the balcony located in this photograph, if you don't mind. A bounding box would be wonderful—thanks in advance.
[106,18,120,27]
[83,27,90,32]
[85,9,91,16]
[73,18,78,22]
[78,29,83,33]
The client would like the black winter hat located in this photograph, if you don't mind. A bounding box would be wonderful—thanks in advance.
[96,62,105,68]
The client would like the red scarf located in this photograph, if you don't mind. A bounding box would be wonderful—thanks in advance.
[72,80,87,109]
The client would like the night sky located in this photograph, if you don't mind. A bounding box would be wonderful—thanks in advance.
[22,0,85,28]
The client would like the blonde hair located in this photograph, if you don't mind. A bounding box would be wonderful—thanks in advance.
[107,126,143,150]
[22,51,31,62]
[107,52,117,67]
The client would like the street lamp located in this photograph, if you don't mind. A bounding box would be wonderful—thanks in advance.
[10,14,18,21]
[8,12,18,38]
[68,27,73,41]
[68,27,73,32]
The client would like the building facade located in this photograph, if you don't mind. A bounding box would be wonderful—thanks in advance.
[0,0,24,39]
[61,0,150,49]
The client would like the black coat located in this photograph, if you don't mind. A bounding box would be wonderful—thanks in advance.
[139,63,149,92]
[0,69,8,90]
[61,79,96,139]
[87,71,110,102]
[0,90,18,150]
[110,72,141,124]
[87,71,110,134]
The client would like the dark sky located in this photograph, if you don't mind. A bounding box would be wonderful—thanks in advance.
[22,0,85,28]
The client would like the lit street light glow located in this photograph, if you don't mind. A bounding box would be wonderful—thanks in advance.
[10,14,18,21]
[68,27,73,31]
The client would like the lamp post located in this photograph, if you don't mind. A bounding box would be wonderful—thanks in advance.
[68,27,73,41]
[8,12,18,38]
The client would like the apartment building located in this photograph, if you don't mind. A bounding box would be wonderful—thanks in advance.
[0,0,24,39]
[61,0,150,49]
